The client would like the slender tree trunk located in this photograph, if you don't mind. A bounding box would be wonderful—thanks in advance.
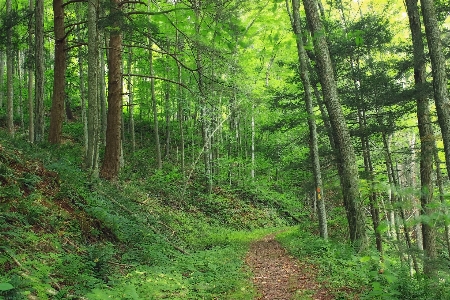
[99,31,107,147]
[79,28,88,156]
[177,61,185,174]
[251,103,255,180]
[86,0,100,175]
[6,0,14,137]
[35,0,45,142]
[194,0,212,193]
[127,46,136,153]
[434,146,450,257]
[0,52,4,109]
[100,0,123,180]
[164,82,171,158]
[420,0,450,182]
[28,9,35,143]
[406,0,437,276]
[358,108,382,253]
[302,0,365,246]
[18,52,24,131]
[48,0,66,144]
[149,42,162,169]
[288,0,327,239]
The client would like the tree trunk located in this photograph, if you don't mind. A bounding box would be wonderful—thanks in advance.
[420,0,450,183]
[28,1,35,143]
[100,0,123,180]
[86,0,100,175]
[434,146,450,258]
[99,31,107,147]
[78,25,88,156]
[176,60,185,174]
[48,0,66,144]
[149,42,162,169]
[0,52,4,109]
[127,46,136,153]
[302,0,365,246]
[289,0,328,239]
[6,0,14,137]
[406,0,437,276]
[34,0,45,142]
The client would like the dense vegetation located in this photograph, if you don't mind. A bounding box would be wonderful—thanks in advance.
[1,0,450,298]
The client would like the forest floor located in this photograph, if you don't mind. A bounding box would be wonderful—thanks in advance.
[245,234,333,300]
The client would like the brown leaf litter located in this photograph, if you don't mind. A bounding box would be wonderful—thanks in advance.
[245,234,333,300]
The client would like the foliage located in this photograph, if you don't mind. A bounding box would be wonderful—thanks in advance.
[277,227,450,300]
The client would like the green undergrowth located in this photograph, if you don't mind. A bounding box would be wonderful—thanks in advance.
[0,132,294,299]
[277,226,450,300]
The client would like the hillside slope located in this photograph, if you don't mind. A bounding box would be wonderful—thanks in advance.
[0,132,299,299]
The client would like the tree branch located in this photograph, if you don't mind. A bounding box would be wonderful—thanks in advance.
[126,7,190,16]
[63,0,86,7]
[123,73,195,95]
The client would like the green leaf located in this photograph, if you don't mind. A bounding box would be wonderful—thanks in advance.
[360,256,371,263]
[0,282,14,291]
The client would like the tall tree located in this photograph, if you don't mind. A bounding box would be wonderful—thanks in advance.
[35,0,45,142]
[287,0,328,239]
[100,0,123,179]
[420,0,450,184]
[28,0,35,143]
[0,52,4,109]
[302,0,366,246]
[48,0,66,144]
[86,0,100,175]
[406,0,437,275]
[6,0,14,137]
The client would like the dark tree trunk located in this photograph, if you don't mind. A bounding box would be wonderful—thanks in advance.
[48,0,66,144]
[407,0,437,276]
[100,0,123,179]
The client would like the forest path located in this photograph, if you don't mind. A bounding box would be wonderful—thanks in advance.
[245,233,333,300]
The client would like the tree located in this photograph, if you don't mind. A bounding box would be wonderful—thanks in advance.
[86,0,100,175]
[48,0,66,144]
[6,0,14,137]
[420,0,450,184]
[406,0,437,275]
[35,0,45,142]
[302,0,366,246]
[28,0,35,143]
[287,0,328,239]
[100,0,123,179]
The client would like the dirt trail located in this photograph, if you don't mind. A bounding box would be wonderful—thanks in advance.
[245,234,333,300]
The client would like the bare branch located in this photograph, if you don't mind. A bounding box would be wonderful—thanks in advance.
[127,7,189,16]
[123,73,195,95]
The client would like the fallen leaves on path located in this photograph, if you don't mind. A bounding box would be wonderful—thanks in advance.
[245,234,333,300]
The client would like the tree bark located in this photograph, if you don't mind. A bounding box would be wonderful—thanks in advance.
[28,1,35,143]
[149,42,162,169]
[406,0,437,276]
[6,0,14,137]
[289,0,328,239]
[48,0,66,144]
[35,0,45,142]
[99,31,107,146]
[0,52,3,109]
[420,0,450,183]
[100,0,123,180]
[86,0,100,175]
[127,46,136,153]
[302,0,365,246]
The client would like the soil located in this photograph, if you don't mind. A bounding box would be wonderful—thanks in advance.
[245,234,333,300]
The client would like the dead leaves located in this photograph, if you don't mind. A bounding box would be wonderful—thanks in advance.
[245,234,333,300]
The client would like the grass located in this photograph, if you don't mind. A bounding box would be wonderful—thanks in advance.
[0,131,293,299]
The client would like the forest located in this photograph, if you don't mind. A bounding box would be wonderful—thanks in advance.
[1,0,450,298]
